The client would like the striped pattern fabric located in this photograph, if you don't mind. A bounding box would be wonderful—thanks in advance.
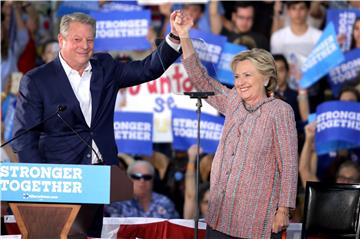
[182,54,298,239]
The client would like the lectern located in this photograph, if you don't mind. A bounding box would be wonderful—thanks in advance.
[1,164,133,239]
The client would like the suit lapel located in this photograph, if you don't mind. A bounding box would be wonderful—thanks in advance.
[52,57,87,124]
[89,58,103,125]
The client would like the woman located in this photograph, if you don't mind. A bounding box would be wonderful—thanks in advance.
[174,12,298,238]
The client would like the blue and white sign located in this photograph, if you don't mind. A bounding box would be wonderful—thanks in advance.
[326,9,360,52]
[56,1,99,16]
[114,112,153,156]
[57,1,142,16]
[328,48,360,97]
[101,1,143,12]
[172,108,224,153]
[188,29,227,78]
[299,23,345,89]
[0,163,110,204]
[91,10,151,51]
[315,101,360,155]
[164,26,226,77]
[2,94,16,142]
[216,42,247,86]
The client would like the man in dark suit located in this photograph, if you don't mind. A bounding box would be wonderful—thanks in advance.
[11,12,182,237]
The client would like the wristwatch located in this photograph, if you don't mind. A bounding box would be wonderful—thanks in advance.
[169,32,180,41]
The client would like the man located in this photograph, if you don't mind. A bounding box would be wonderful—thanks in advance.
[11,12,181,237]
[212,2,269,50]
[270,1,322,91]
[104,160,179,219]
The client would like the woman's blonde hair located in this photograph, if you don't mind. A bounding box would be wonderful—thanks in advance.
[231,48,277,96]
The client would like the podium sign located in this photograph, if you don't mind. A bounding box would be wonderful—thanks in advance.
[0,163,111,204]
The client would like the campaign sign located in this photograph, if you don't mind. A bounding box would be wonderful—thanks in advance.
[114,112,153,156]
[91,10,151,51]
[56,1,99,16]
[315,101,360,155]
[164,25,226,77]
[2,94,16,142]
[176,29,227,78]
[57,1,142,16]
[328,48,360,97]
[101,1,143,12]
[172,108,224,153]
[216,42,247,86]
[326,9,360,52]
[299,23,345,89]
[0,163,110,204]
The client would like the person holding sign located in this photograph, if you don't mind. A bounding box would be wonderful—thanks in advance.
[174,12,298,239]
[299,122,360,188]
[11,11,182,237]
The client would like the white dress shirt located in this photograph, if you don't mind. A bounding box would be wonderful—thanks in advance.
[59,53,102,164]
[58,36,179,164]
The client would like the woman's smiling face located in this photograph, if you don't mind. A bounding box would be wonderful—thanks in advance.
[234,60,267,105]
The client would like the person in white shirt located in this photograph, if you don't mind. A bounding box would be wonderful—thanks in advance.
[270,1,322,91]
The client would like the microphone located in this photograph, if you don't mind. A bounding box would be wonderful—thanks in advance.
[55,107,104,165]
[1,105,66,148]
[184,91,215,99]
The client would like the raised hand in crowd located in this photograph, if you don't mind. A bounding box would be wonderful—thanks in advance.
[299,122,318,188]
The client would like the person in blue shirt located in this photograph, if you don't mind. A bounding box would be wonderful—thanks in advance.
[104,160,179,219]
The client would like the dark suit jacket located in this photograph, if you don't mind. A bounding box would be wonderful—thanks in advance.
[12,40,180,165]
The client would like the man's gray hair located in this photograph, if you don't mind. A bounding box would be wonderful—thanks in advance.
[127,160,155,176]
[59,12,96,37]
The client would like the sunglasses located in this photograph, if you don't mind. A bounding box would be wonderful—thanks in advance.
[130,173,153,181]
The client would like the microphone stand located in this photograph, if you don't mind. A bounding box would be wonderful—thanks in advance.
[1,105,66,148]
[184,92,214,239]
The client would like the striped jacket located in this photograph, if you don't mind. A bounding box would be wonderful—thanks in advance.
[183,54,298,238]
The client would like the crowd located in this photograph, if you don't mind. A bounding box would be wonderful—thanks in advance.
[1,0,360,237]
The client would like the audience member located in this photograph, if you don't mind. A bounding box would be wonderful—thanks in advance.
[211,2,269,50]
[17,1,39,74]
[300,83,360,187]
[274,54,309,123]
[272,1,326,33]
[299,122,360,188]
[1,1,29,88]
[36,39,59,66]
[104,160,179,219]
[183,145,211,219]
[271,1,322,91]
[337,85,360,102]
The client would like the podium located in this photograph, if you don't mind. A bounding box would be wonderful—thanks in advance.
[2,164,133,239]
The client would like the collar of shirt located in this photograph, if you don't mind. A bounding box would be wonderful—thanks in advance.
[58,52,92,77]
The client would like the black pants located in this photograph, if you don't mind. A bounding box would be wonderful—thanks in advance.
[68,204,104,238]
[205,225,283,239]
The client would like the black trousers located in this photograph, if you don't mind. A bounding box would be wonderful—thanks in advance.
[205,225,283,239]
[68,204,104,238]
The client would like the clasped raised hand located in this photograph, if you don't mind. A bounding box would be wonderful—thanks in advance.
[173,10,193,38]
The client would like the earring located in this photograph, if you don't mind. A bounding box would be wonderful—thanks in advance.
[264,81,269,87]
